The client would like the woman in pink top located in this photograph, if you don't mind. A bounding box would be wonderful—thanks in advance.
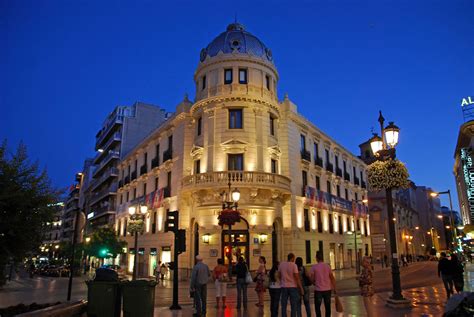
[310,251,336,317]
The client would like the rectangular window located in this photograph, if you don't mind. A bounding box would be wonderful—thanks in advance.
[302,171,308,193]
[335,155,339,168]
[229,109,243,129]
[120,194,123,204]
[155,177,159,191]
[314,143,319,158]
[126,191,129,202]
[305,240,311,264]
[353,166,356,178]
[271,159,277,174]
[152,212,157,234]
[123,219,127,237]
[269,115,275,136]
[317,211,323,233]
[316,176,320,190]
[339,216,343,235]
[329,214,334,233]
[228,154,244,171]
[318,241,324,261]
[300,134,306,152]
[265,75,271,90]
[325,149,330,163]
[133,188,136,200]
[167,171,171,187]
[360,170,364,182]
[134,160,138,172]
[143,183,147,196]
[345,188,348,200]
[194,159,201,174]
[357,218,361,231]
[336,185,341,197]
[304,209,310,232]
[355,192,359,201]
[156,144,160,157]
[144,152,148,168]
[239,69,247,84]
[168,135,173,151]
[202,75,206,90]
[327,181,331,194]
[224,69,233,84]
[197,117,202,136]
[343,160,347,174]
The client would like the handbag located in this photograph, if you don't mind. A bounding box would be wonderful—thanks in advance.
[245,264,253,284]
[335,294,343,313]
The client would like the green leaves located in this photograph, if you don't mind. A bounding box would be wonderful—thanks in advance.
[84,227,126,259]
[367,159,410,192]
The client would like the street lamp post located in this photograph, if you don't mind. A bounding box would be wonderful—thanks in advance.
[430,190,457,250]
[128,204,148,280]
[219,178,240,278]
[369,111,410,307]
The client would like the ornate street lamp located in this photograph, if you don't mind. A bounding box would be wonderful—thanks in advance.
[218,179,240,278]
[367,111,410,307]
[128,203,148,280]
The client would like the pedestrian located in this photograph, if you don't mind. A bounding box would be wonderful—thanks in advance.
[269,261,281,317]
[451,254,464,293]
[310,251,336,317]
[357,256,374,317]
[402,255,408,267]
[235,256,248,310]
[190,255,210,317]
[295,257,312,317]
[154,264,160,283]
[438,252,454,299]
[279,252,304,317]
[160,262,168,280]
[255,256,267,308]
[212,258,228,309]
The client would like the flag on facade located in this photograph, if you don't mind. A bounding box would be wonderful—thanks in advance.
[305,186,316,206]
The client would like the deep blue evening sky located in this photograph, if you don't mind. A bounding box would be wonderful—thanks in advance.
[1,1,473,209]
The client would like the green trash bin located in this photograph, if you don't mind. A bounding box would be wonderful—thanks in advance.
[86,280,121,317]
[121,280,157,317]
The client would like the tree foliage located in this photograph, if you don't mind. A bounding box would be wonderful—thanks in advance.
[0,140,61,284]
[84,227,127,259]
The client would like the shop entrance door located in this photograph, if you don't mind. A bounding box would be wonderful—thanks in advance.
[222,229,249,273]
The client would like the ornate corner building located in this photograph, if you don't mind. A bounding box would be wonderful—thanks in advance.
[114,23,370,278]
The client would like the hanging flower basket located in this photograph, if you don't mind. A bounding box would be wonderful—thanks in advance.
[127,219,144,234]
[218,208,241,226]
[367,159,410,192]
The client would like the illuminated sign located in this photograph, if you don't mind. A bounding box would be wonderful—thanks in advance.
[461,147,474,222]
[87,212,95,219]
[461,96,474,107]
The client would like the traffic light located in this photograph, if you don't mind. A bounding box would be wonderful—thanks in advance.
[165,210,179,233]
[177,229,186,254]
[99,248,109,258]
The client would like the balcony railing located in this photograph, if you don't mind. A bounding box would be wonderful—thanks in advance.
[300,150,311,162]
[90,167,119,191]
[93,151,119,177]
[90,184,118,206]
[94,132,121,164]
[131,171,137,181]
[336,167,342,177]
[163,148,173,162]
[140,164,147,175]
[96,114,124,149]
[182,171,292,192]
[354,176,360,186]
[325,162,334,173]
[151,156,160,169]
[344,172,351,181]
[315,156,323,167]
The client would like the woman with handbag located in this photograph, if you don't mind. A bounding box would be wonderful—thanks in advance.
[296,257,312,316]
[357,256,374,317]
[255,256,267,308]
[235,256,248,310]
[213,258,228,309]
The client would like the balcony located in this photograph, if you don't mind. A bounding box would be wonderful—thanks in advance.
[182,171,292,193]
[124,176,130,185]
[151,156,160,169]
[300,150,311,162]
[90,167,119,191]
[325,162,334,173]
[315,156,323,168]
[354,176,360,186]
[361,180,367,189]
[93,151,120,177]
[140,164,147,176]
[336,167,342,177]
[95,113,124,150]
[131,170,137,181]
[90,184,118,206]
[163,148,173,162]
[344,172,351,181]
[93,132,121,164]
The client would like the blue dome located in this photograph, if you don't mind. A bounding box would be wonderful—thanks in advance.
[200,23,273,63]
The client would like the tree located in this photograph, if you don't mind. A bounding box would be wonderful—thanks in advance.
[0,140,60,285]
[84,227,127,259]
